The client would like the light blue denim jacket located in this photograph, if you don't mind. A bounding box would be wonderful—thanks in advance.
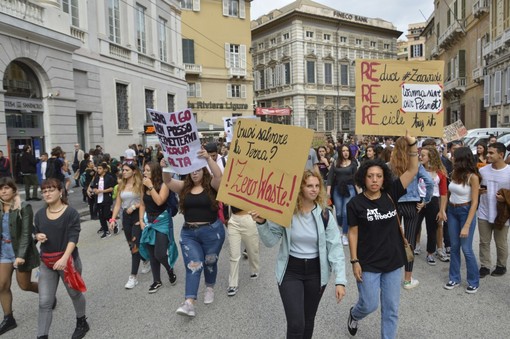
[398,164,434,203]
[257,205,347,287]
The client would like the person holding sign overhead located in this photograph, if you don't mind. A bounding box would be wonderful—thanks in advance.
[251,169,347,339]
[346,131,418,339]
[162,149,225,317]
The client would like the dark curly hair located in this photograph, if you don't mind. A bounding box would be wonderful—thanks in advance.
[354,158,394,192]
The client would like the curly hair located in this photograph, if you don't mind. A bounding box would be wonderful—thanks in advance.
[118,162,144,195]
[451,147,481,185]
[389,136,409,177]
[178,168,218,213]
[354,158,393,192]
[422,146,446,175]
[143,161,163,193]
[294,170,327,214]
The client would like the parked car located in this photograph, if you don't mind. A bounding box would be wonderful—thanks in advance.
[462,128,510,154]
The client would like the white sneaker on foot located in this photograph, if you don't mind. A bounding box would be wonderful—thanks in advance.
[342,235,349,246]
[141,261,151,274]
[176,300,196,317]
[204,287,214,304]
[124,276,138,289]
[403,278,419,290]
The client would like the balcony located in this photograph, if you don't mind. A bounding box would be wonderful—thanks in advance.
[184,63,202,75]
[228,67,247,78]
[0,0,43,25]
[138,54,155,68]
[504,28,510,45]
[70,26,86,43]
[473,0,489,18]
[438,21,465,49]
[472,67,484,83]
[483,41,494,59]
[430,46,440,58]
[494,35,507,53]
[444,77,466,97]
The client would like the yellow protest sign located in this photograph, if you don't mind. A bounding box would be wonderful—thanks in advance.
[217,119,313,227]
[355,59,445,137]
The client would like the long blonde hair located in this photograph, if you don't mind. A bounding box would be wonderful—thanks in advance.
[422,146,446,175]
[294,170,327,214]
[118,162,144,196]
[389,137,409,176]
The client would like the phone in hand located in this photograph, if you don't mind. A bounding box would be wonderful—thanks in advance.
[480,185,487,190]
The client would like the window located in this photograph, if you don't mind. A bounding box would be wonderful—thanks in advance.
[229,44,240,68]
[108,0,121,44]
[227,84,246,98]
[494,70,502,105]
[259,69,265,89]
[116,83,129,130]
[324,34,331,41]
[225,43,246,71]
[483,74,490,107]
[356,39,362,45]
[180,0,193,9]
[258,42,264,50]
[324,63,332,85]
[145,89,154,122]
[271,38,277,45]
[158,18,167,62]
[135,4,146,54]
[370,41,376,48]
[411,44,423,58]
[283,62,291,84]
[384,43,390,49]
[306,31,314,38]
[307,110,317,130]
[340,64,349,86]
[283,33,290,40]
[341,110,350,130]
[182,39,195,64]
[62,0,79,26]
[325,110,335,131]
[187,83,201,97]
[340,36,347,43]
[306,60,315,83]
[223,0,245,18]
[167,93,175,112]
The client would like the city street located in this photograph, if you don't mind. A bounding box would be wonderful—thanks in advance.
[5,187,510,338]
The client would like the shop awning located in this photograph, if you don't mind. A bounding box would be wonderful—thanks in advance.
[255,107,291,116]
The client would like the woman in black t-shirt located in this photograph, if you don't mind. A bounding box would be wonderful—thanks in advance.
[346,131,418,339]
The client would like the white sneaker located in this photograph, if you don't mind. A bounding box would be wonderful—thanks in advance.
[414,245,421,255]
[403,278,419,290]
[342,235,349,246]
[204,287,214,304]
[124,276,138,289]
[176,300,196,317]
[141,261,151,274]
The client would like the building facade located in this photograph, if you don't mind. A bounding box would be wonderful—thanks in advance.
[1,0,187,167]
[180,0,254,136]
[251,0,401,136]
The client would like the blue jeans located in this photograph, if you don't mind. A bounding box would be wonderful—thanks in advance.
[352,268,401,339]
[332,185,355,234]
[180,219,225,299]
[447,204,479,287]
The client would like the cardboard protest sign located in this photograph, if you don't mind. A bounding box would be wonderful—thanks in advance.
[223,115,259,143]
[217,119,313,227]
[355,59,445,137]
[147,108,206,175]
[443,120,467,143]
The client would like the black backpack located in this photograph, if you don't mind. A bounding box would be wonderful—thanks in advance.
[45,158,63,181]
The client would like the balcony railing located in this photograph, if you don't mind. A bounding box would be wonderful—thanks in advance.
[472,67,484,83]
[228,67,247,78]
[184,63,202,74]
[483,41,493,58]
[494,35,506,53]
[438,21,464,49]
[473,0,489,18]
[138,54,155,68]
[444,77,466,94]
[70,26,86,43]
[109,43,131,60]
[0,0,43,25]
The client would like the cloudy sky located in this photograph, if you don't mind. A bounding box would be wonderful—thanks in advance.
[250,0,434,39]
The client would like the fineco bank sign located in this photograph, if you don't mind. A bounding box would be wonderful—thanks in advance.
[5,98,44,111]
[334,11,369,24]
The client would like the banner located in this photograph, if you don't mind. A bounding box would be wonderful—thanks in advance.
[147,108,206,175]
[217,119,313,227]
[355,59,445,137]
[223,115,259,143]
[443,120,467,143]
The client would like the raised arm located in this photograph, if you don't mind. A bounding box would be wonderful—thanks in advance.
[399,131,418,190]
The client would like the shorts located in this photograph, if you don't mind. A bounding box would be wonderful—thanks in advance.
[0,241,15,264]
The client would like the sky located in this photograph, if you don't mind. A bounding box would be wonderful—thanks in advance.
[250,0,435,40]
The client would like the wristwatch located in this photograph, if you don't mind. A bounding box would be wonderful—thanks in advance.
[148,186,154,191]
[350,259,360,264]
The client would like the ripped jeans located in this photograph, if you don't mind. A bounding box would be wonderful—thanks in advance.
[180,219,225,299]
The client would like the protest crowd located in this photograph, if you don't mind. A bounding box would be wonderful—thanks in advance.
[1,130,510,339]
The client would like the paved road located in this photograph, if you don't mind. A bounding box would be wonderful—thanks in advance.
[6,186,510,338]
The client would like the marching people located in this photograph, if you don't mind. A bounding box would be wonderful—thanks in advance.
[346,131,418,338]
[444,147,480,293]
[252,169,346,339]
[89,162,116,238]
[0,178,39,335]
[19,145,40,201]
[139,161,178,293]
[162,149,225,317]
[109,162,145,289]
[478,142,510,278]
[34,178,89,339]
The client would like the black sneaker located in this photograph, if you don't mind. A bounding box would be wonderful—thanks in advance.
[97,228,103,234]
[169,270,177,286]
[479,267,490,278]
[71,316,89,339]
[148,281,162,294]
[113,226,119,235]
[227,286,238,296]
[465,285,479,294]
[242,249,248,259]
[491,265,507,277]
[100,232,111,239]
[347,306,358,336]
[0,314,17,335]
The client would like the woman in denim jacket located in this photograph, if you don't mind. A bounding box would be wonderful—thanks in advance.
[252,170,347,339]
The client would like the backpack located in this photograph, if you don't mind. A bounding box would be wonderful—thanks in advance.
[45,158,57,179]
[79,172,87,187]
[321,208,331,230]
[166,191,179,217]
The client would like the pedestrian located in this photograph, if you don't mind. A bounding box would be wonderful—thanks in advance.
[389,136,433,289]
[317,146,330,185]
[82,160,97,217]
[108,162,145,289]
[38,152,48,185]
[0,178,39,336]
[139,161,178,294]
[252,169,346,338]
[444,147,480,293]
[34,178,89,339]
[19,145,40,201]
[72,144,84,187]
[0,151,11,178]
[346,131,418,338]
[478,142,510,278]
[89,162,116,238]
[162,149,225,317]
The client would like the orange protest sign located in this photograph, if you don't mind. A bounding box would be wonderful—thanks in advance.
[217,119,313,227]
[355,59,445,137]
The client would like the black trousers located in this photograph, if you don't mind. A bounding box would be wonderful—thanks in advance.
[96,202,112,234]
[278,256,325,339]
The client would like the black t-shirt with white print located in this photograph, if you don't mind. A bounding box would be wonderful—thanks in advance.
[347,179,407,273]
